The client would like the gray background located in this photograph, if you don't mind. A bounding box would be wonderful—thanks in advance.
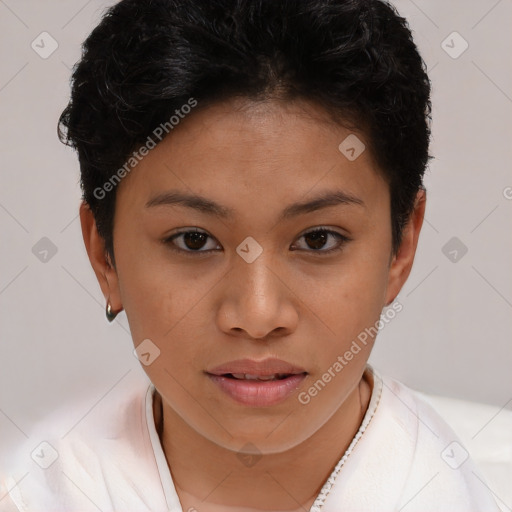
[1,0,511,455]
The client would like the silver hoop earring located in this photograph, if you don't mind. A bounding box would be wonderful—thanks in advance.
[106,300,118,322]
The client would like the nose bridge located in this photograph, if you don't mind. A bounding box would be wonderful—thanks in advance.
[232,242,277,301]
[218,241,298,339]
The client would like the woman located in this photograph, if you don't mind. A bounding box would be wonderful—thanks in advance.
[1,0,501,510]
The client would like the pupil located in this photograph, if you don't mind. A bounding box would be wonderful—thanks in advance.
[184,232,207,250]
[306,231,327,250]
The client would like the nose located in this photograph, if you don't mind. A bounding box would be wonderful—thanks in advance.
[216,250,299,341]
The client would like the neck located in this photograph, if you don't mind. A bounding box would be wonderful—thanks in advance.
[153,370,373,511]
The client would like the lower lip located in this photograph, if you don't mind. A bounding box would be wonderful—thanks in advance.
[207,373,307,407]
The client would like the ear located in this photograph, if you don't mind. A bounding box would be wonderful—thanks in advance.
[384,188,426,306]
[79,200,123,313]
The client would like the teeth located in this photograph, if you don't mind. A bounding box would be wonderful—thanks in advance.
[253,374,277,381]
[230,373,289,381]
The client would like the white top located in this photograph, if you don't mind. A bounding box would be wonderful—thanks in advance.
[0,366,501,511]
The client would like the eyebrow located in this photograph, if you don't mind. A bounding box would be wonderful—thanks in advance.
[145,189,365,221]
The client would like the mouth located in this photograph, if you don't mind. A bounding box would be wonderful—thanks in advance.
[206,357,307,377]
[219,372,306,381]
[205,358,308,406]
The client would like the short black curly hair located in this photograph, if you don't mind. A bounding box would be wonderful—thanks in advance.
[58,0,432,267]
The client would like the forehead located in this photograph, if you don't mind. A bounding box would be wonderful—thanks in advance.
[156,97,366,162]
[115,97,388,215]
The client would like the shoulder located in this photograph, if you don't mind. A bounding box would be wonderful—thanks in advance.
[322,368,502,511]
[0,373,160,511]
[379,372,503,511]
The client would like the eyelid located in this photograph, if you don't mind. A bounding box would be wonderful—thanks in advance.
[297,225,348,239]
[163,228,220,256]
[163,226,351,255]
[291,227,351,254]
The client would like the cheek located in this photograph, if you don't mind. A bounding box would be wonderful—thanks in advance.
[116,248,222,373]
[115,243,180,341]
[305,250,390,343]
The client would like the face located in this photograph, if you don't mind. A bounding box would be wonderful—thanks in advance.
[82,97,424,454]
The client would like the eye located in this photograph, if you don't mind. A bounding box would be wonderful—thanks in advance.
[163,227,350,256]
[291,228,350,254]
[163,228,220,254]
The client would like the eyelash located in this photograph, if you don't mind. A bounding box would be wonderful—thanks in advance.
[162,227,351,257]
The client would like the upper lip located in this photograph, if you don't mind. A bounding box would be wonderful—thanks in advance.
[206,358,307,376]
